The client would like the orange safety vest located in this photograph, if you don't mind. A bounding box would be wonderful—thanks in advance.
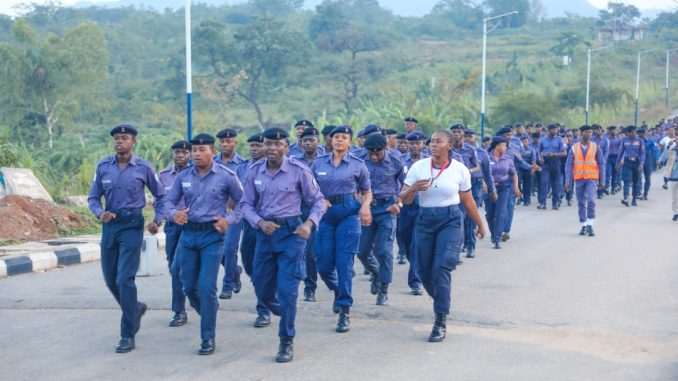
[572,142,599,181]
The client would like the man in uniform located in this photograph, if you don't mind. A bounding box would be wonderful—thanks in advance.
[240,127,326,362]
[357,133,405,305]
[404,117,418,134]
[537,124,567,210]
[396,132,410,163]
[289,120,322,157]
[606,126,623,194]
[158,140,191,327]
[166,133,243,355]
[616,126,645,206]
[591,124,609,198]
[87,124,165,353]
[518,135,536,206]
[564,125,605,236]
[386,128,398,151]
[450,124,480,261]
[498,126,534,241]
[321,125,336,153]
[464,127,495,213]
[215,128,245,300]
[638,127,660,200]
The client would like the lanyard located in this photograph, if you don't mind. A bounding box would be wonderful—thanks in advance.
[430,157,449,183]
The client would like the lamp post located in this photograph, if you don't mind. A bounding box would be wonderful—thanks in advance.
[481,11,518,138]
[585,45,612,126]
[666,48,678,112]
[635,49,655,127]
[185,0,193,140]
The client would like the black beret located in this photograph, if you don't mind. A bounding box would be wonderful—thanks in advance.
[449,123,465,131]
[300,127,320,139]
[357,129,367,138]
[406,131,426,141]
[330,125,353,137]
[247,133,264,143]
[190,133,215,146]
[547,124,559,130]
[463,128,476,135]
[295,120,314,128]
[386,129,398,135]
[364,133,387,152]
[262,127,289,140]
[404,117,418,123]
[110,124,137,136]
[496,126,512,135]
[322,125,336,136]
[482,136,492,142]
[531,132,541,138]
[489,136,507,151]
[637,127,647,134]
[396,133,407,139]
[216,128,237,139]
[363,124,382,136]
[425,138,431,145]
[579,125,592,132]
[625,125,637,133]
[515,123,523,128]
[171,140,191,150]
[592,124,602,130]
[607,125,617,130]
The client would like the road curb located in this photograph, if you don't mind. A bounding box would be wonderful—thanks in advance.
[0,233,166,279]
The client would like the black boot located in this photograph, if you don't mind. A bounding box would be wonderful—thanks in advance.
[275,339,294,363]
[631,197,637,206]
[333,290,340,314]
[370,272,379,295]
[198,339,215,355]
[376,283,389,306]
[579,226,587,236]
[587,225,595,237]
[169,311,187,327]
[115,337,135,353]
[428,313,447,342]
[336,307,350,333]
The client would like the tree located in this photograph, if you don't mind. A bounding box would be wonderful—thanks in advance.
[597,2,641,31]
[0,19,108,149]
[493,91,558,125]
[429,0,484,30]
[194,16,308,129]
[549,32,589,62]
[484,0,530,28]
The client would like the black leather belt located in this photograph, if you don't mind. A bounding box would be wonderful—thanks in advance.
[371,198,394,207]
[183,221,216,231]
[266,216,301,227]
[327,194,355,204]
[107,208,142,218]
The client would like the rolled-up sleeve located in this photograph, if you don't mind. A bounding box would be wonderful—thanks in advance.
[300,169,326,227]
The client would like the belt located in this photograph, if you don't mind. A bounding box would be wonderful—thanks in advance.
[419,205,460,215]
[265,216,301,228]
[371,197,394,207]
[107,208,142,218]
[327,194,355,205]
[183,221,216,231]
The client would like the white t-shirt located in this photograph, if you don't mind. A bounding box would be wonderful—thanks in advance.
[660,136,674,149]
[404,157,471,207]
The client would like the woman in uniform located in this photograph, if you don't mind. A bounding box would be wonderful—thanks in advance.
[484,137,521,249]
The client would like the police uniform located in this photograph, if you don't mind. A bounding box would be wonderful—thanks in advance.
[158,140,191,327]
[450,124,480,260]
[498,126,532,240]
[639,128,660,200]
[484,137,517,248]
[606,126,623,193]
[292,127,323,303]
[236,133,272,326]
[239,127,325,362]
[166,133,243,355]
[616,126,646,205]
[517,136,536,206]
[464,128,495,256]
[214,128,246,300]
[311,125,371,333]
[289,120,326,157]
[538,125,567,209]
[87,124,165,353]
[356,134,405,306]
[564,125,606,236]
[591,125,609,198]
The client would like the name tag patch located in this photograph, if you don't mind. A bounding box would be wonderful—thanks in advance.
[182,182,191,188]
[102,179,112,184]
[254,180,263,185]
[318,172,327,176]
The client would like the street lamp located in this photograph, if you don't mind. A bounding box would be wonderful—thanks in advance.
[481,11,518,138]
[666,48,678,112]
[585,45,612,126]
[634,49,655,127]
[185,0,193,140]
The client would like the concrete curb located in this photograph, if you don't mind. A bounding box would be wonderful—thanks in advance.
[0,233,165,279]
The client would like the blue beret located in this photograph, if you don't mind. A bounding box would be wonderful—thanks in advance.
[547,124,559,130]
[363,124,382,136]
[406,131,426,141]
[247,133,264,143]
[262,127,289,140]
[322,125,336,136]
[496,126,512,135]
[579,125,592,132]
[404,117,418,123]
[463,128,476,135]
[396,133,407,139]
[190,133,215,146]
[386,129,398,135]
[489,136,507,151]
[624,125,637,133]
[637,127,647,134]
[425,138,431,145]
[295,120,314,128]
[300,127,320,139]
[607,125,617,130]
[216,128,237,139]
[364,133,387,151]
[592,124,602,130]
[171,140,191,150]
[330,125,353,137]
[357,129,367,138]
[449,123,465,131]
[110,124,137,136]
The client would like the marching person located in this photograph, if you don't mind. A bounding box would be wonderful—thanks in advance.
[240,127,326,363]
[518,135,536,206]
[463,128,495,257]
[158,140,191,327]
[400,130,485,342]
[591,125,609,199]
[616,126,645,207]
[289,120,324,157]
[450,124,480,263]
[564,125,606,237]
[606,126,623,194]
[166,133,243,355]
[312,125,372,333]
[88,124,165,353]
[537,124,567,210]
[637,128,660,201]
[357,133,405,306]
[484,137,520,249]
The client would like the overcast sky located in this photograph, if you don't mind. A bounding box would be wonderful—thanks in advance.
[0,0,675,17]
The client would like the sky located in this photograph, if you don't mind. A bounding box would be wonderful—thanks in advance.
[0,0,675,17]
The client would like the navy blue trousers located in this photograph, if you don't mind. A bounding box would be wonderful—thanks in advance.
[315,200,360,308]
[301,204,318,293]
[398,203,422,288]
[164,222,186,314]
[176,227,224,340]
[253,219,306,339]
[606,154,621,190]
[485,181,511,244]
[464,178,484,252]
[357,205,396,284]
[622,160,641,199]
[221,220,243,292]
[100,210,145,338]
[642,161,653,196]
[240,223,270,317]
[539,159,562,206]
[518,168,533,204]
[415,206,463,315]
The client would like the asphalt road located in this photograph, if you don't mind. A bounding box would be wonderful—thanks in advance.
[1,177,677,381]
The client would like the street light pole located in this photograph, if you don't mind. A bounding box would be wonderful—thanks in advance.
[480,11,518,139]
[666,48,678,112]
[635,49,655,127]
[585,45,612,126]
[185,0,193,140]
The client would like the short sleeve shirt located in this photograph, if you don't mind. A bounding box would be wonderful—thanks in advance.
[403,157,471,207]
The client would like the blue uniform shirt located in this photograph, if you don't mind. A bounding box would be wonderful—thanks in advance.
[473,146,495,193]
[359,151,405,200]
[288,143,325,158]
[293,151,322,168]
[451,143,479,171]
[539,135,566,159]
[518,144,536,164]
[643,138,660,164]
[591,135,609,161]
[616,137,646,166]
[507,143,532,171]
[158,165,191,220]
[240,156,326,228]
[88,155,165,222]
[488,153,516,183]
[607,134,622,156]
[166,162,243,225]
[311,152,371,197]
[214,152,246,172]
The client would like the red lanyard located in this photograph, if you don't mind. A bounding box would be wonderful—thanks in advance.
[430,157,449,183]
